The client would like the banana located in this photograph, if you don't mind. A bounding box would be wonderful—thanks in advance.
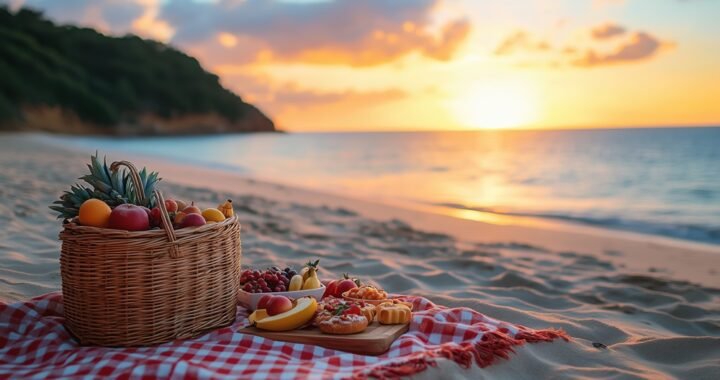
[218,199,234,219]
[289,274,303,291]
[255,297,317,332]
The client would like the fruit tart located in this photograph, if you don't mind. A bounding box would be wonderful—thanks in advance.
[316,297,375,325]
[317,313,368,335]
[342,285,388,305]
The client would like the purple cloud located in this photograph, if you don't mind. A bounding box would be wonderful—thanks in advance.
[160,0,471,66]
[18,0,144,33]
[591,23,627,39]
[575,31,666,67]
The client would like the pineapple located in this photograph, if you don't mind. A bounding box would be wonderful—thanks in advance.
[50,153,160,220]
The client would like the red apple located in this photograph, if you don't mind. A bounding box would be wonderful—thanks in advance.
[179,213,206,228]
[257,294,273,310]
[164,199,178,213]
[335,279,358,297]
[266,296,293,316]
[323,280,338,299]
[149,207,163,228]
[109,204,150,231]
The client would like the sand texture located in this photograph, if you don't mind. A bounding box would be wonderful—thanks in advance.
[1,133,719,379]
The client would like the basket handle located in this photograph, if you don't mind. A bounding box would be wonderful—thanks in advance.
[153,190,179,258]
[110,160,146,204]
[110,161,179,258]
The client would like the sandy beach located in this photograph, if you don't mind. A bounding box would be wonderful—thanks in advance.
[1,133,719,379]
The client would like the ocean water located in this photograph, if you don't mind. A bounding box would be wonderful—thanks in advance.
[51,127,720,245]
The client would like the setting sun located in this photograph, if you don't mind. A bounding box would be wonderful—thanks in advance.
[448,82,538,129]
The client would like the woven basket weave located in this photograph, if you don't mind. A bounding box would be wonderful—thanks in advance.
[59,161,241,347]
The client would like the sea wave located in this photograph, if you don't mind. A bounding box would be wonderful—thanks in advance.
[436,203,720,245]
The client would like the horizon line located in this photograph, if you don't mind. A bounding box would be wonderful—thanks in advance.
[278,124,720,134]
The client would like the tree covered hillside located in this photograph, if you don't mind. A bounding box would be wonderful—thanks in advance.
[0,7,274,134]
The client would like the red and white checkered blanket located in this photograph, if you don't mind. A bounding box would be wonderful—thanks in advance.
[0,292,568,379]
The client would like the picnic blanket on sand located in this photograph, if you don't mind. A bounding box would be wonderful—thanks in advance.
[1,293,569,379]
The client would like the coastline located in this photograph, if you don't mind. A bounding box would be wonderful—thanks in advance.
[34,129,720,248]
[27,131,720,287]
[1,132,719,379]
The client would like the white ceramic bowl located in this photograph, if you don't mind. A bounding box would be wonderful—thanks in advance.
[237,285,326,311]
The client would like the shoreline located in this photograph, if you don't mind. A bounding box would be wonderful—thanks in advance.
[29,131,720,250]
[2,133,719,379]
[151,158,720,288]
[25,132,719,287]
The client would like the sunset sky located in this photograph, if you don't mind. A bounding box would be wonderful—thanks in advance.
[8,0,720,131]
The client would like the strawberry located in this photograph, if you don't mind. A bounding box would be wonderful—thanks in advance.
[345,305,362,316]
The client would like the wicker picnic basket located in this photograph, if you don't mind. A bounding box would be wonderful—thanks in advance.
[59,161,241,347]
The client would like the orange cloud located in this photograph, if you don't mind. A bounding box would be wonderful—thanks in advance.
[494,30,552,56]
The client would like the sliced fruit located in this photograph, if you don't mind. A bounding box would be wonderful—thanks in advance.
[255,297,318,332]
[248,309,269,324]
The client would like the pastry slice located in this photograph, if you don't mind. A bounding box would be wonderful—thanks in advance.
[377,302,412,325]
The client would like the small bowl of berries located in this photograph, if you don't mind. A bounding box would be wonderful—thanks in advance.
[237,265,326,310]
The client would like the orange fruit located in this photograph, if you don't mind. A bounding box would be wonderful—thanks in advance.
[78,199,112,228]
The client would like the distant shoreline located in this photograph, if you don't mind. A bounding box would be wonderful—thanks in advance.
[32,127,720,250]
[282,124,720,134]
[30,131,720,264]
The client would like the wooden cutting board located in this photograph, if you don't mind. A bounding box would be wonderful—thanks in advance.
[240,323,409,355]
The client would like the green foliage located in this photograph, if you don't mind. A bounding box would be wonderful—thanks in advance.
[0,6,250,126]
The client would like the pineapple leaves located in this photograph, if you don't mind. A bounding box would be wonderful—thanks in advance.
[127,167,160,208]
[49,153,161,219]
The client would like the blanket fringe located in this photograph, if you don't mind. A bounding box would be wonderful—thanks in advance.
[357,329,568,379]
[516,328,570,343]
